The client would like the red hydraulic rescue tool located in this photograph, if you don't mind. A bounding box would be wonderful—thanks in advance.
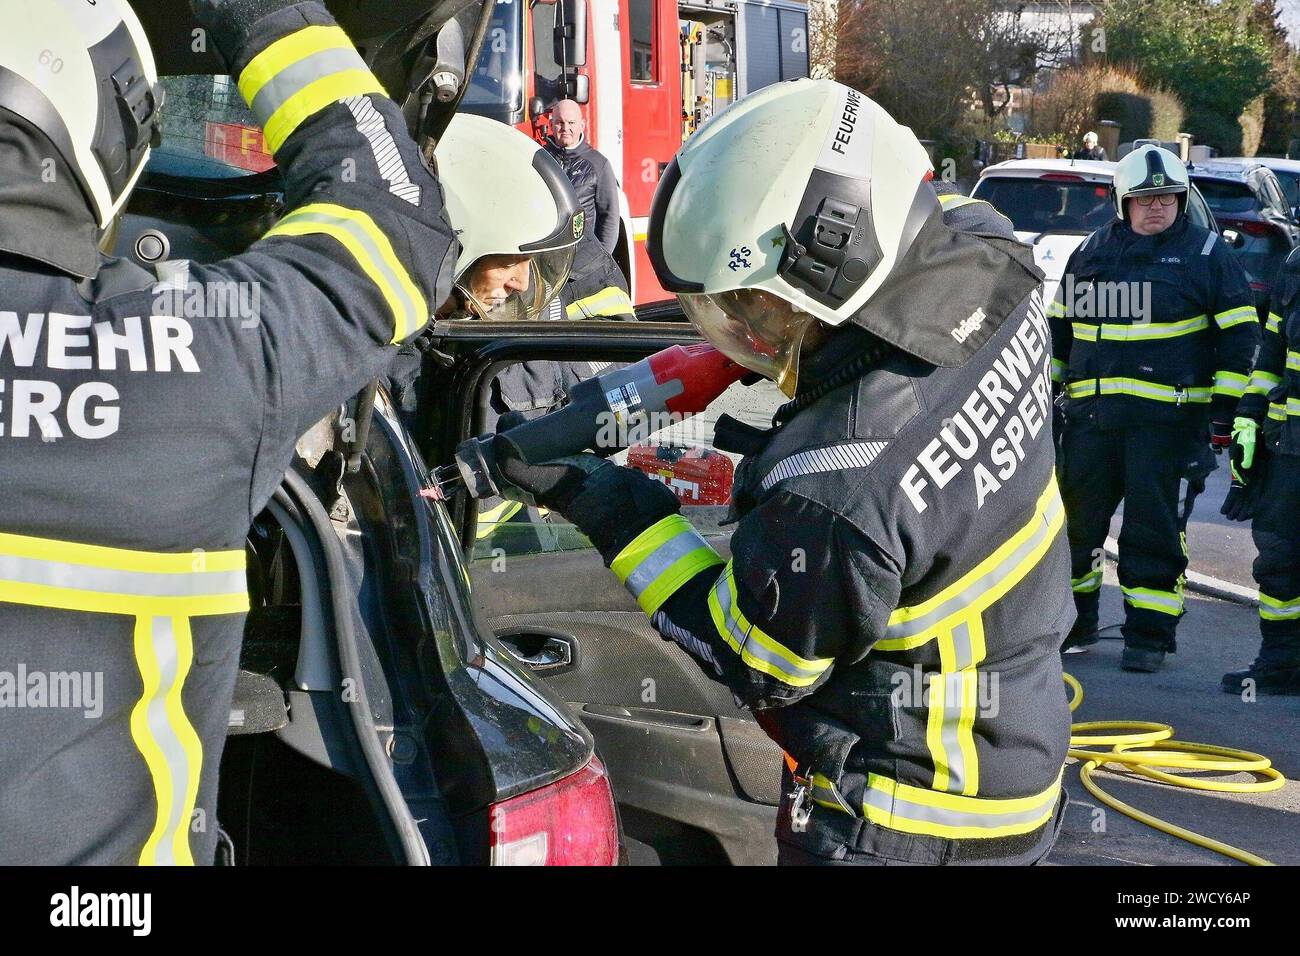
[434,345,750,500]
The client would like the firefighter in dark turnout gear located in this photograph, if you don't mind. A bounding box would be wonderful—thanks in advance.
[0,0,458,864]
[1049,145,1258,672]
[482,80,1074,865]
[1221,250,1300,694]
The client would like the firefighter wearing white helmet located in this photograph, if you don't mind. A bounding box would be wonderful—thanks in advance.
[485,79,1075,866]
[0,0,459,864]
[1049,144,1257,673]
[436,113,585,321]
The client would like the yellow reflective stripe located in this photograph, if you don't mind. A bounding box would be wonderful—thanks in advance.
[1047,300,1068,319]
[880,476,1064,648]
[265,202,427,342]
[0,532,244,574]
[861,771,1061,839]
[1266,313,1282,334]
[1260,592,1300,621]
[1290,397,1300,417]
[612,514,723,615]
[1247,369,1282,395]
[1269,402,1287,422]
[707,562,833,687]
[238,25,386,153]
[1214,370,1250,398]
[1288,351,1300,373]
[939,194,978,208]
[810,772,855,814]
[566,286,635,319]
[1051,357,1067,383]
[955,621,984,797]
[1122,584,1184,617]
[1071,568,1103,593]
[1065,378,1212,403]
[475,500,524,539]
[926,616,985,795]
[0,534,248,617]
[1214,305,1258,330]
[132,615,203,866]
[1072,315,1210,342]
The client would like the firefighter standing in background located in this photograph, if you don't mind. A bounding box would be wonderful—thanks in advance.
[483,80,1074,865]
[0,0,458,863]
[1221,250,1300,695]
[1050,146,1258,673]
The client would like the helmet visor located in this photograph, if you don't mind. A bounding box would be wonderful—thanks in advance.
[457,245,576,320]
[678,288,818,397]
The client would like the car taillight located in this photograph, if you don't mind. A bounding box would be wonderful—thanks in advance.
[489,757,618,866]
[1220,218,1276,238]
[1039,173,1085,182]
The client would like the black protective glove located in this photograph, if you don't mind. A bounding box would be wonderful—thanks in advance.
[491,434,681,561]
[1221,439,1268,522]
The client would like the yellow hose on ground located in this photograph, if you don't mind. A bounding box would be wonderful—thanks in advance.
[1062,671,1285,866]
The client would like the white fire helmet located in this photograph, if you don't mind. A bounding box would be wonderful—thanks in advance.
[1112,144,1188,219]
[435,113,583,320]
[647,79,935,395]
[0,0,163,229]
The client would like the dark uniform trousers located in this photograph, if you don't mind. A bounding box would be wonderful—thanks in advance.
[0,2,456,864]
[1049,215,1259,653]
[1060,418,1207,649]
[1251,447,1300,660]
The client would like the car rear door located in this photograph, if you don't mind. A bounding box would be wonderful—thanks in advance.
[416,317,785,865]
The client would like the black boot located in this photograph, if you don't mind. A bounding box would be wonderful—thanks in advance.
[1121,646,1166,672]
[1062,617,1099,654]
[1220,657,1300,695]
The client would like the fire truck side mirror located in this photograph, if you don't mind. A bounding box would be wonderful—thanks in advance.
[554,0,588,69]
[566,72,590,105]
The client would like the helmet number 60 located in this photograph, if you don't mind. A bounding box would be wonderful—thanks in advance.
[39,50,64,74]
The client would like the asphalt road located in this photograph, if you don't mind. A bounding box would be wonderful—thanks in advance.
[1047,576,1299,866]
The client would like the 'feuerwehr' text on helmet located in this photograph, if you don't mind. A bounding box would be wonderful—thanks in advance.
[646,79,935,395]
[0,0,163,229]
[1113,144,1188,219]
[435,113,583,320]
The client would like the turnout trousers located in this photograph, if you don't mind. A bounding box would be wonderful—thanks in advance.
[1060,417,1207,651]
[1252,451,1300,663]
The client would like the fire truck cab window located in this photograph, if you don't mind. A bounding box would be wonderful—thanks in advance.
[630,0,657,83]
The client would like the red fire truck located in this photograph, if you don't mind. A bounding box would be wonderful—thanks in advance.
[462,0,811,305]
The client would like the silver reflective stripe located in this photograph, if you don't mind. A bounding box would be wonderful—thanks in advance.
[1201,233,1216,256]
[587,361,613,375]
[863,779,1057,831]
[937,621,976,793]
[712,572,824,683]
[344,96,422,206]
[249,46,368,126]
[761,441,889,492]
[1072,569,1102,592]
[279,209,421,323]
[1122,586,1183,614]
[142,616,193,866]
[624,528,710,601]
[886,493,1064,640]
[0,553,246,598]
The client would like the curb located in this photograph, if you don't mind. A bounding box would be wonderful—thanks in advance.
[1104,536,1258,608]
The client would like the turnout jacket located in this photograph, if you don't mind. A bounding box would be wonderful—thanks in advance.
[1240,248,1300,456]
[0,1,455,864]
[597,191,1074,862]
[1049,216,1258,428]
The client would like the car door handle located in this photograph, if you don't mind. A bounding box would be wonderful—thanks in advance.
[496,629,576,673]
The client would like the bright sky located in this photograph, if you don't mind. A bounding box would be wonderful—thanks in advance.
[1278,0,1300,43]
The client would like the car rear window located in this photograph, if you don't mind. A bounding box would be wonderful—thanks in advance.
[154,75,276,179]
[1270,170,1300,209]
[973,177,1115,234]
[1191,178,1257,214]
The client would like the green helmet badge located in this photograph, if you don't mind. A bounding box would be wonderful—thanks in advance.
[573,211,585,240]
